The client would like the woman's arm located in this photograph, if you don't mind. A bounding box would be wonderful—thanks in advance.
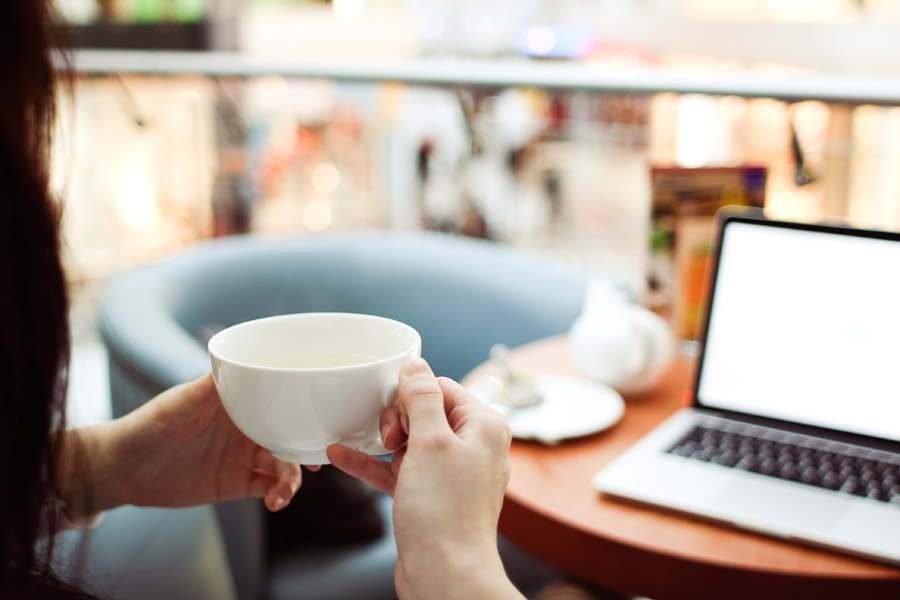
[55,374,304,520]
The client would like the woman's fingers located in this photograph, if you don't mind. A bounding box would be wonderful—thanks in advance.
[327,444,397,497]
[184,372,220,409]
[436,376,483,412]
[380,406,406,450]
[244,469,286,511]
[379,405,403,450]
[253,445,302,508]
[309,358,465,500]
[437,377,511,444]
[398,358,451,440]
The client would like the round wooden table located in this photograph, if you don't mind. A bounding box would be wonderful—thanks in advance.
[462,335,900,600]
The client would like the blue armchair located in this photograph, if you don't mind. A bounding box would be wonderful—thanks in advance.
[97,230,587,600]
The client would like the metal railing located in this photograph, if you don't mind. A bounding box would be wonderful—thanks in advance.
[65,49,900,107]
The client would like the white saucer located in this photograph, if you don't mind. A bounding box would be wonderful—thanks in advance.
[470,373,625,445]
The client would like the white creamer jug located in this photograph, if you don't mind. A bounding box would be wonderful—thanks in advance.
[569,278,675,395]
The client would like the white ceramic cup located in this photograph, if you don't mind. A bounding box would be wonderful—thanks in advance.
[208,312,421,465]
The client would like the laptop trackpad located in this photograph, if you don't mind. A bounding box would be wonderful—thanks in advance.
[711,477,847,534]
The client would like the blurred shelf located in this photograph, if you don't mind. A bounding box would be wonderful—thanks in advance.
[60,49,900,107]
[55,23,211,51]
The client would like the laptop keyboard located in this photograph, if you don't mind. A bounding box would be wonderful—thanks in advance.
[666,422,900,505]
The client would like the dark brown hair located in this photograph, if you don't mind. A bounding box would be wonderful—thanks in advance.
[0,2,90,597]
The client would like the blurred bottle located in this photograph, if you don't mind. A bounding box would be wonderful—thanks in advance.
[95,0,127,22]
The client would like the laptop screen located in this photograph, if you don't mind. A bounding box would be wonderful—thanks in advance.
[695,217,900,444]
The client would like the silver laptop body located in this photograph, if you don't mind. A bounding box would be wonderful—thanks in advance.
[592,211,900,566]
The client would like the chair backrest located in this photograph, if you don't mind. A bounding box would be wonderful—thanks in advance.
[99,230,587,417]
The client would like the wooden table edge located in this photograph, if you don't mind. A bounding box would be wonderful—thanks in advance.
[464,335,900,600]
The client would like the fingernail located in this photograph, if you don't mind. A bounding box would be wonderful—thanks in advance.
[400,411,410,435]
[381,423,391,444]
[404,356,430,375]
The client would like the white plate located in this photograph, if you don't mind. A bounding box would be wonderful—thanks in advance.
[470,373,625,445]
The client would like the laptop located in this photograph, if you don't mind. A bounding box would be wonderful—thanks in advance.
[592,209,900,566]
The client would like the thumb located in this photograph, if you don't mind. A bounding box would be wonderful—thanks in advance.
[397,357,449,439]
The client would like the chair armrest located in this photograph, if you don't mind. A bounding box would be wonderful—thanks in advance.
[56,504,237,600]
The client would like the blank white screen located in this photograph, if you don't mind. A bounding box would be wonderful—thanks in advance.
[697,221,900,443]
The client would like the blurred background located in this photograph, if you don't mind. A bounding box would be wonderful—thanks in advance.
[53,0,900,424]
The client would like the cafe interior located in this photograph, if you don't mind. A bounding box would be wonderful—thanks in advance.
[53,1,900,599]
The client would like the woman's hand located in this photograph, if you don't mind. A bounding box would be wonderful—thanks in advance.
[57,373,304,520]
[327,357,524,600]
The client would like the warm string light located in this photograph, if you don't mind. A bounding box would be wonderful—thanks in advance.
[304,201,333,231]
[311,163,341,193]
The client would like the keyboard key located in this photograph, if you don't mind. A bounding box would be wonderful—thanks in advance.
[666,424,900,505]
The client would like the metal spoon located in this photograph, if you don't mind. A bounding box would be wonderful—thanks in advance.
[489,343,543,409]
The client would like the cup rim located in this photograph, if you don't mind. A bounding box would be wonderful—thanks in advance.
[207,311,421,372]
